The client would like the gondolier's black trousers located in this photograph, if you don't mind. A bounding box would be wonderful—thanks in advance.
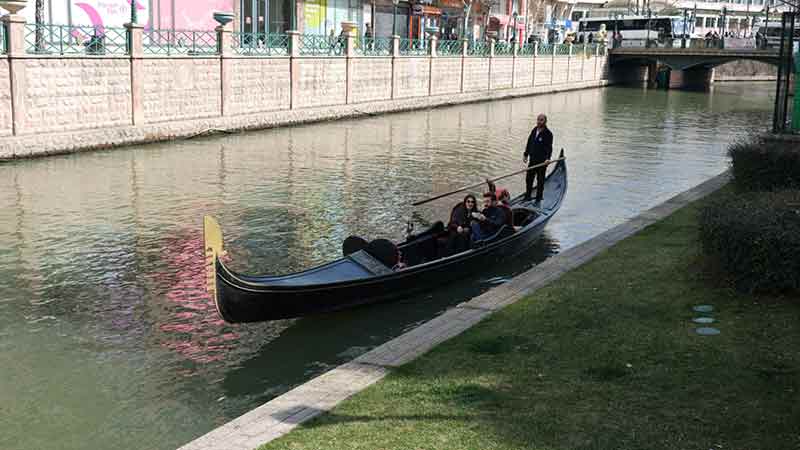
[525,165,546,200]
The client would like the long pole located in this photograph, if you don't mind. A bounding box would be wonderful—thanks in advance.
[412,157,565,206]
[131,0,137,24]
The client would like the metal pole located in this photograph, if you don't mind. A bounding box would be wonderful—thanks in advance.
[131,0,137,24]
[393,4,397,35]
[773,12,788,132]
[682,8,687,48]
[646,8,651,47]
[780,12,794,130]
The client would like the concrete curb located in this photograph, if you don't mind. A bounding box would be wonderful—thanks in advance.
[177,170,731,450]
[0,80,608,161]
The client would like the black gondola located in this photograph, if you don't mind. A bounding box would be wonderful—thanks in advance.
[204,152,567,323]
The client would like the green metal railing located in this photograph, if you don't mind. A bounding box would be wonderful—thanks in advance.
[299,33,343,56]
[494,41,514,55]
[437,39,462,56]
[555,43,571,55]
[25,24,128,55]
[518,43,535,56]
[358,37,392,56]
[398,38,426,56]
[0,22,6,54]
[143,29,218,55]
[467,41,490,56]
[231,32,288,56]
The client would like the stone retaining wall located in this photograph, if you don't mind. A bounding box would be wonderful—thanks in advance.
[0,33,610,159]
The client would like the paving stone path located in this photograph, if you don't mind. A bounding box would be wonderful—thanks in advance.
[178,170,731,450]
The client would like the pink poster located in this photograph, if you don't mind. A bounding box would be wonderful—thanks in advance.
[172,0,235,30]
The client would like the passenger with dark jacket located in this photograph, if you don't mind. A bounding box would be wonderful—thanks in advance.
[446,194,478,254]
[523,113,553,202]
[470,192,507,242]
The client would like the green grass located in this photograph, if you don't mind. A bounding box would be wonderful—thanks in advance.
[260,189,800,450]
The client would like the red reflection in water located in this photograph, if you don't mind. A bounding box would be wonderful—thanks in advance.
[149,227,239,366]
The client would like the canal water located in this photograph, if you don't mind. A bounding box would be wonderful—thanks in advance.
[0,83,773,450]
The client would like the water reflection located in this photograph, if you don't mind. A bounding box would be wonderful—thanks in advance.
[0,83,774,450]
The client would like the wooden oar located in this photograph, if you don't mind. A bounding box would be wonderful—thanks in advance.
[412,155,566,207]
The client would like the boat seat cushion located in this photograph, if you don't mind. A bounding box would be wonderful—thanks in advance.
[348,250,395,276]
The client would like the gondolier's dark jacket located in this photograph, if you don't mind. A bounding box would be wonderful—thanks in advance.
[524,126,553,164]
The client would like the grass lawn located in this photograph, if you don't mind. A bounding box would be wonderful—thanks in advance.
[260,188,800,450]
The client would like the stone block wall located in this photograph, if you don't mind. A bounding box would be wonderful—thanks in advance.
[394,58,431,99]
[552,58,570,84]
[295,58,347,108]
[569,56,585,82]
[463,58,490,92]
[349,58,392,103]
[490,58,513,89]
[24,58,131,133]
[431,58,462,95]
[143,58,221,123]
[514,57,533,88]
[0,59,11,136]
[535,58,553,86]
[227,58,290,115]
[0,42,610,146]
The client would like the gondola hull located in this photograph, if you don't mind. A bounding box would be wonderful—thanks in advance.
[207,156,567,323]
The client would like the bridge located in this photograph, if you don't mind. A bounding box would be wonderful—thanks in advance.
[608,47,782,89]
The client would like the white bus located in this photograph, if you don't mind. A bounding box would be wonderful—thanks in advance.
[754,20,800,49]
[578,16,695,47]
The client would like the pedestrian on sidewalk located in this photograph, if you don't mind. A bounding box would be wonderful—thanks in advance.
[523,114,553,202]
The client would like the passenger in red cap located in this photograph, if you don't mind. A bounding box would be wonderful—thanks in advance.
[495,188,514,227]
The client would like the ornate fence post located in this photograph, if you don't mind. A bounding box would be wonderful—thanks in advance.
[126,22,144,125]
[217,25,232,116]
[429,34,437,57]
[3,13,26,135]
[288,30,300,109]
[532,41,538,86]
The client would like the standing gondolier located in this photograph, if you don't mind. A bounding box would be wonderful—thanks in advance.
[523,114,554,202]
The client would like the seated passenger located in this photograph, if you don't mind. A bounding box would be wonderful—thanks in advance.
[447,194,478,255]
[470,192,507,242]
[495,188,514,227]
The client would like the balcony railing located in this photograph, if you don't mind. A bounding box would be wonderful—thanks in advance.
[143,29,218,55]
[357,37,392,56]
[437,39,462,56]
[399,38,426,56]
[25,24,128,55]
[231,32,288,56]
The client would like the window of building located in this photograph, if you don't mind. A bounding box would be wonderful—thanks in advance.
[705,17,716,28]
[696,16,704,27]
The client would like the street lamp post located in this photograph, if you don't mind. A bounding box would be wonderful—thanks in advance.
[130,0,137,24]
[512,11,518,43]
[682,8,688,48]
[720,6,727,48]
[392,0,399,36]
[645,8,652,47]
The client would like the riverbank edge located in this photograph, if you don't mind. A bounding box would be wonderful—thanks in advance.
[176,170,731,450]
[0,80,608,162]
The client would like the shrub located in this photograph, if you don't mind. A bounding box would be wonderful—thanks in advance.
[699,190,800,294]
[729,139,800,192]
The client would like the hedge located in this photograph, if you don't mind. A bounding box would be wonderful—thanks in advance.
[729,139,800,192]
[699,189,800,294]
